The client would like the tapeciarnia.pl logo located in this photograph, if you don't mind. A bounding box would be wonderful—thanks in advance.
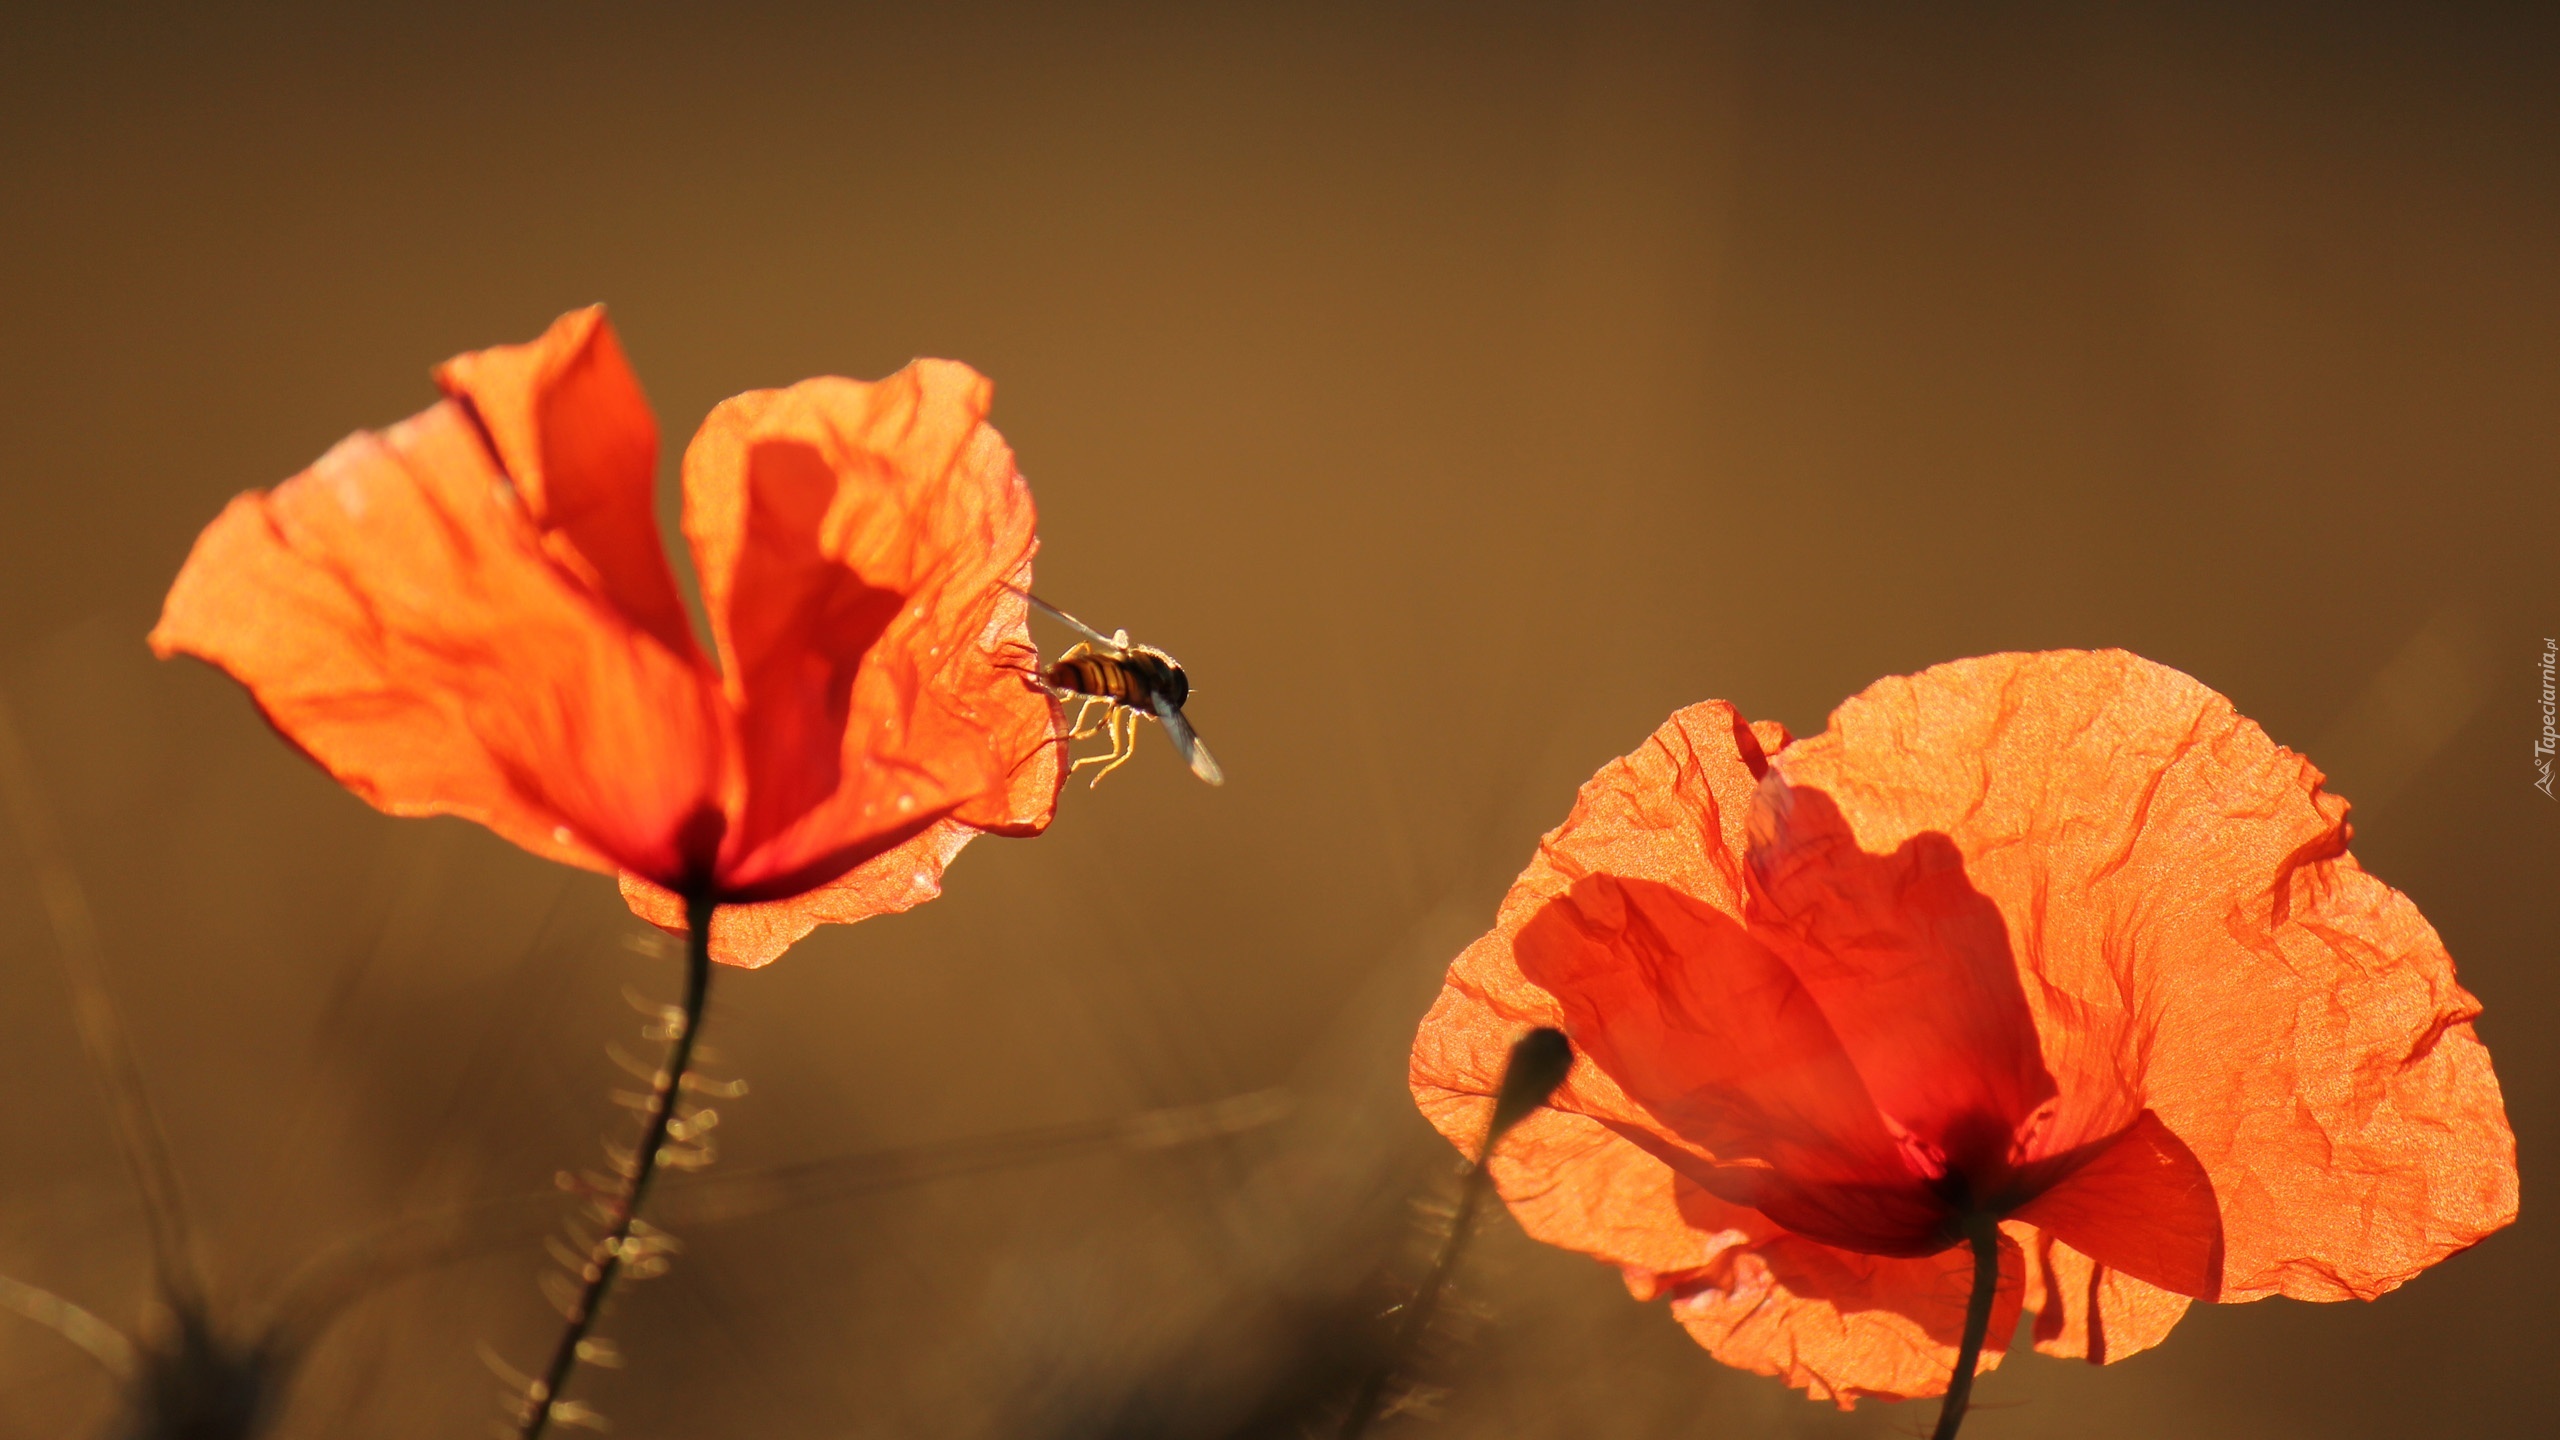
[2537,637,2556,800]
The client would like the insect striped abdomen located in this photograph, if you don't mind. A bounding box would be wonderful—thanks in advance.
[1051,654,1142,704]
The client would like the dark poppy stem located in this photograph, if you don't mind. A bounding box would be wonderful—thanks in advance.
[1336,1143,1491,1440]
[1338,1027,1572,1440]
[1929,1212,2004,1440]
[517,894,716,1440]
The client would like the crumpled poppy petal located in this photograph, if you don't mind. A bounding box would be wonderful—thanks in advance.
[1410,702,1796,1191]
[430,306,703,665]
[1772,649,2518,1302]
[1419,704,2042,1403]
[1747,777,2063,1185]
[1414,953,1771,1281]
[1665,1231,2023,1409]
[2010,1108,2221,1300]
[619,814,977,970]
[2010,1222,2192,1365]
[1421,956,2009,1412]
[1433,1095,1775,1284]
[149,400,724,885]
[678,361,1062,900]
[1512,875,1937,1254]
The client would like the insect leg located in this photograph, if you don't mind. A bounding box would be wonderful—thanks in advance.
[1067,695,1110,740]
[1069,705,1122,777]
[1086,706,1140,787]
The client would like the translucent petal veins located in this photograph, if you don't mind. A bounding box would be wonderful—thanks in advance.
[1410,655,2516,1405]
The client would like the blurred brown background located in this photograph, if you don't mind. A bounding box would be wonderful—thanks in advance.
[1,2,2553,1436]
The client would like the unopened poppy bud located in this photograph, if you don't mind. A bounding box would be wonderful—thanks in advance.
[1486,1027,1572,1145]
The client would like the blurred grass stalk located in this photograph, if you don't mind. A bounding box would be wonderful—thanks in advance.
[0,691,1298,1436]
[0,686,211,1348]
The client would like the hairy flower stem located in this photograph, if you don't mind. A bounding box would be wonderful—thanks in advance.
[517,894,716,1440]
[1336,1146,1490,1440]
[1338,1028,1571,1440]
[1930,1212,2004,1440]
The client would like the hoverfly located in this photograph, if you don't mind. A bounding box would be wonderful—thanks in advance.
[1020,593,1225,787]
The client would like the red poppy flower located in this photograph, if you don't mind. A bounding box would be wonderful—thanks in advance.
[1411,650,2515,1407]
[151,307,1062,966]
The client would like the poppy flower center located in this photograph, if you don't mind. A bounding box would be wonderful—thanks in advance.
[1890,1108,2049,1231]
[672,803,730,901]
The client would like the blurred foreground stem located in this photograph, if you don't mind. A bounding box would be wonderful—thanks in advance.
[1929,1212,2003,1440]
[517,894,716,1440]
[1337,1028,1570,1440]
[0,693,206,1318]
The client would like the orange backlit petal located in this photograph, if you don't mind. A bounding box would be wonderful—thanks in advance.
[621,814,984,970]
[2010,1223,2190,1365]
[1418,705,2039,1403]
[431,306,703,664]
[2010,1109,2221,1300]
[677,362,1062,901]
[1773,650,2517,1301]
[1665,1232,2023,1409]
[1422,932,2015,1411]
[1511,875,1940,1253]
[1491,1109,1775,1283]
[1415,955,1776,1282]
[149,400,724,885]
[1415,655,2517,1403]
[1410,703,1792,1186]
[1746,779,2060,1176]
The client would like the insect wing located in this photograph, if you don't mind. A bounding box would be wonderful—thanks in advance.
[1019,591,1124,652]
[1151,694,1226,786]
